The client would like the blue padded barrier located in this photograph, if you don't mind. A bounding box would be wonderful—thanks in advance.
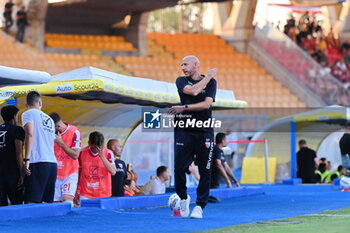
[0,203,71,222]
[282,178,302,185]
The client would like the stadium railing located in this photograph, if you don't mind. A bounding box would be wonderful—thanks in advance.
[254,24,350,107]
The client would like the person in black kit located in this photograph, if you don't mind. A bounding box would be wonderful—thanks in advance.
[3,0,14,33]
[211,133,240,189]
[16,6,27,42]
[107,139,128,197]
[0,105,25,206]
[169,55,217,219]
[297,139,318,183]
[339,124,350,169]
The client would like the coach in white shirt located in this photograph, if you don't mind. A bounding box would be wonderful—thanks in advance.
[140,166,170,195]
[22,91,57,203]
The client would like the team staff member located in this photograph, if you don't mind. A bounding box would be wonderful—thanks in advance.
[49,112,81,205]
[339,124,350,169]
[296,139,318,183]
[22,91,57,203]
[76,132,116,203]
[211,133,240,189]
[169,55,216,219]
[0,105,25,206]
[107,139,129,197]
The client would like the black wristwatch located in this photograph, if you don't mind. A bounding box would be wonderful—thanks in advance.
[24,158,30,162]
[184,104,189,110]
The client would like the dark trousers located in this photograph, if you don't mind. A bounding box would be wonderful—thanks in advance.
[175,130,214,209]
[3,13,13,32]
[0,172,23,206]
[16,23,26,42]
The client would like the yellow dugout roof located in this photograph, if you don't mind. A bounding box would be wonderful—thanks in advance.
[0,67,247,109]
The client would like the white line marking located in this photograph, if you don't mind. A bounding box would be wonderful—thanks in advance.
[306,214,350,217]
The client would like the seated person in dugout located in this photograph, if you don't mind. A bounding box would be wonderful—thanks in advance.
[325,165,347,184]
[75,131,116,205]
[314,163,329,183]
[124,164,141,196]
[140,166,170,195]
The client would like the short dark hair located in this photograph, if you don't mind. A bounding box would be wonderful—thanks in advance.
[49,112,61,124]
[26,91,41,106]
[346,122,350,130]
[215,132,226,144]
[320,157,327,163]
[1,105,19,122]
[337,165,344,172]
[298,139,306,145]
[89,131,104,147]
[156,166,168,177]
[318,163,327,173]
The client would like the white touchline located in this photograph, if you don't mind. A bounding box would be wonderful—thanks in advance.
[305,214,350,217]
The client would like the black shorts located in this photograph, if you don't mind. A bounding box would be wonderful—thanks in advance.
[24,162,57,203]
[0,172,23,206]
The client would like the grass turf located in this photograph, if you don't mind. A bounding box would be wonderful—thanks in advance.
[200,207,350,233]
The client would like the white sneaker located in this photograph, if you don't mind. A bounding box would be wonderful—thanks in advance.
[179,195,191,218]
[190,206,203,219]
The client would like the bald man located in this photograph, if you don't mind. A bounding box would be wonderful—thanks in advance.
[107,139,128,197]
[169,56,217,219]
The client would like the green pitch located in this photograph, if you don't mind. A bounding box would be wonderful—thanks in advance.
[200,207,350,233]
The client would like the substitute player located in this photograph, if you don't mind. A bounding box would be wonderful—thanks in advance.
[76,131,116,203]
[49,112,81,206]
[169,55,217,219]
[211,133,240,189]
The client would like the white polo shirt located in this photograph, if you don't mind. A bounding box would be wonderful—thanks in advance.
[141,177,166,195]
[22,108,56,163]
